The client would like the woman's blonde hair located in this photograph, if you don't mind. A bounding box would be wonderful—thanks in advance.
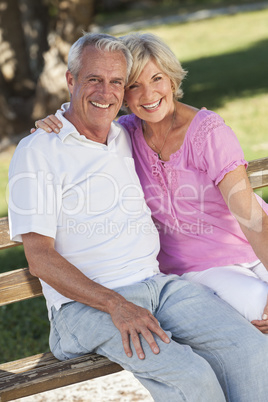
[120,32,187,99]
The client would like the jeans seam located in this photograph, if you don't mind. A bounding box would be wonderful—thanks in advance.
[143,280,158,314]
[207,349,230,400]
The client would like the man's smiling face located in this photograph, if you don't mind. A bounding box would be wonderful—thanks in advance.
[65,45,127,142]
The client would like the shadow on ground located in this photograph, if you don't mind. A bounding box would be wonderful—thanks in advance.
[182,38,268,109]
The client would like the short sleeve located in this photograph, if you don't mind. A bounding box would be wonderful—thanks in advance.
[193,113,247,185]
[8,146,61,242]
[118,114,136,136]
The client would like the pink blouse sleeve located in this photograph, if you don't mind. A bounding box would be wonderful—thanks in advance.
[193,112,247,185]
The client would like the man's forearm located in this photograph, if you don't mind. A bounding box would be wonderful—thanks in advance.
[22,232,170,360]
[22,232,125,314]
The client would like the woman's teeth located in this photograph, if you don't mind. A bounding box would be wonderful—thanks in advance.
[142,100,161,110]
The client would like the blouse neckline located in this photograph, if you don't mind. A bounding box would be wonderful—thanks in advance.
[135,110,202,164]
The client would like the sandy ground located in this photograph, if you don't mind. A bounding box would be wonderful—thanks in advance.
[16,370,153,402]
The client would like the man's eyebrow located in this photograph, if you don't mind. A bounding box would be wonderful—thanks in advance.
[85,74,125,81]
[85,74,101,79]
[111,77,125,82]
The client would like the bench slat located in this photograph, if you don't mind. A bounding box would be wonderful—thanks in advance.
[0,352,122,402]
[0,217,20,250]
[247,157,268,189]
[0,268,42,306]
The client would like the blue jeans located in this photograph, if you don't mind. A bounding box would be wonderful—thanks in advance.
[50,274,268,401]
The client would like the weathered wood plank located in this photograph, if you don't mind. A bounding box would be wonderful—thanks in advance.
[0,352,122,402]
[0,217,21,250]
[0,268,42,306]
[247,157,268,189]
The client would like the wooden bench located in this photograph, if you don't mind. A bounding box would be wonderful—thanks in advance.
[1,156,268,401]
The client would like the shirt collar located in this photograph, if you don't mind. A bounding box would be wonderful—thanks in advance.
[55,105,79,143]
[56,103,122,148]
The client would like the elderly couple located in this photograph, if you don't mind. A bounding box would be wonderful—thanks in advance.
[9,32,268,401]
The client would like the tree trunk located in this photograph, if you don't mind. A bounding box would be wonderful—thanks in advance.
[0,0,36,143]
[0,0,96,148]
[32,0,96,120]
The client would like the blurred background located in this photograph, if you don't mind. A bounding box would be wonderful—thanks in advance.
[1,0,268,364]
[1,0,268,149]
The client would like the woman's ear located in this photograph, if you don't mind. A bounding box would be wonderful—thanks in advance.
[120,98,130,114]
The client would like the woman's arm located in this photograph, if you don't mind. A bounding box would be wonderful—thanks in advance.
[218,165,268,332]
[218,165,268,267]
[31,115,63,133]
[32,106,208,134]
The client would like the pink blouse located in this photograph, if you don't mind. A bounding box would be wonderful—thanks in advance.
[119,109,267,275]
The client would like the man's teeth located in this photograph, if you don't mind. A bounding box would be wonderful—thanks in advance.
[142,100,161,110]
[91,101,110,109]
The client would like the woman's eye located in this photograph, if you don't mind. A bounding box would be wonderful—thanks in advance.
[128,84,138,90]
[154,76,162,82]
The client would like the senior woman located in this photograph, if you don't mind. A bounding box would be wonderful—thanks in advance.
[34,32,268,333]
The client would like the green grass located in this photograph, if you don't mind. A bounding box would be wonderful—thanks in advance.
[0,247,50,364]
[0,298,49,363]
[1,7,268,363]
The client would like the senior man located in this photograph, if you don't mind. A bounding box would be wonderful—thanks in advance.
[8,33,268,402]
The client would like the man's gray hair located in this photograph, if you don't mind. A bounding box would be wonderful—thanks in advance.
[68,32,133,82]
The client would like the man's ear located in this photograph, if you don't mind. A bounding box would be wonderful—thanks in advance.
[66,70,75,95]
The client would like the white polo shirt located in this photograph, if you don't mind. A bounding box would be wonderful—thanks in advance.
[8,109,160,317]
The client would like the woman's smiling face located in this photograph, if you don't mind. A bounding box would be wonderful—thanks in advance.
[124,58,174,123]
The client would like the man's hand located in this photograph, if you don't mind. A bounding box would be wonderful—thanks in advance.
[22,233,170,361]
[251,295,268,334]
[110,300,170,360]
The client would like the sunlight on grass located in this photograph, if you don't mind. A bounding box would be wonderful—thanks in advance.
[145,9,268,61]
[215,93,268,161]
[0,146,15,217]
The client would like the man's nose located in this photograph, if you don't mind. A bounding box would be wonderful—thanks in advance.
[99,82,111,95]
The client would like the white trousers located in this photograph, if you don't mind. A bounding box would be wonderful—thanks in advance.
[182,260,268,322]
